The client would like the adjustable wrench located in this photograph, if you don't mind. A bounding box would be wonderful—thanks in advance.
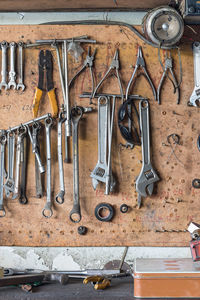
[189,42,200,106]
[17,42,25,91]
[0,133,6,217]
[8,42,16,90]
[42,117,53,218]
[27,125,45,174]
[32,122,43,198]
[4,131,15,197]
[55,112,66,204]
[90,96,116,195]
[0,41,8,90]
[70,106,92,223]
[12,126,27,200]
[19,132,28,204]
[135,100,159,208]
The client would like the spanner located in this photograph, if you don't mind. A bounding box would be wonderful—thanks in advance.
[0,41,8,90]
[4,131,15,197]
[90,96,116,195]
[0,133,7,217]
[12,126,27,200]
[32,122,43,198]
[55,112,66,204]
[135,100,159,208]
[27,125,45,174]
[70,106,92,223]
[17,42,25,91]
[19,132,28,204]
[42,116,53,218]
[8,42,16,90]
[189,42,200,107]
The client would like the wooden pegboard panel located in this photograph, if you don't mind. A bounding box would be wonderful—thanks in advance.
[0,24,197,247]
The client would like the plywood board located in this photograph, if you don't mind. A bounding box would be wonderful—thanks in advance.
[0,0,170,11]
[0,24,197,247]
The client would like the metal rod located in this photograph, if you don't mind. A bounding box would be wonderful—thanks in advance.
[35,38,96,44]
[7,113,51,132]
[80,92,148,100]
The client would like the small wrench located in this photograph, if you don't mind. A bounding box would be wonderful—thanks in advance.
[8,42,17,90]
[0,134,7,217]
[17,41,25,91]
[42,117,53,218]
[4,131,15,197]
[32,122,43,198]
[0,41,8,90]
[12,126,27,200]
[55,112,66,204]
[189,42,200,106]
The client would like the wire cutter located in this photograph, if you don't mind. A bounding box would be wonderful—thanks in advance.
[93,49,124,100]
[157,51,180,104]
[125,46,156,101]
[32,50,58,118]
[69,47,96,103]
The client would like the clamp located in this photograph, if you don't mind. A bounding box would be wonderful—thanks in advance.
[157,51,180,104]
[125,46,156,101]
[32,50,58,118]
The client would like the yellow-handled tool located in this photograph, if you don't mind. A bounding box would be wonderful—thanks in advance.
[32,50,58,118]
[83,275,111,290]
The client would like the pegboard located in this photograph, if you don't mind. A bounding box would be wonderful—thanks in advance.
[0,24,198,247]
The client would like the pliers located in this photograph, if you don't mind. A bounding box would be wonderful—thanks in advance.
[125,46,156,101]
[93,49,124,100]
[157,51,180,104]
[32,50,58,118]
[69,46,96,103]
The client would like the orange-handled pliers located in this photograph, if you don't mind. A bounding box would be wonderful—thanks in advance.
[32,50,58,118]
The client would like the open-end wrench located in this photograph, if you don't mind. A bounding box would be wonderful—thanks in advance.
[91,96,116,194]
[8,42,16,90]
[0,133,7,217]
[70,106,92,223]
[19,132,28,204]
[27,125,45,174]
[135,100,159,208]
[32,122,43,198]
[4,131,15,197]
[0,41,8,90]
[189,42,200,107]
[42,116,53,218]
[55,112,66,204]
[12,126,27,200]
[17,41,25,91]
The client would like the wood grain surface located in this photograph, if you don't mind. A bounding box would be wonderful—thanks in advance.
[0,24,197,247]
[0,0,169,11]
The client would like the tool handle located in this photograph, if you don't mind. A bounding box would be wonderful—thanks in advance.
[48,88,58,118]
[32,88,43,118]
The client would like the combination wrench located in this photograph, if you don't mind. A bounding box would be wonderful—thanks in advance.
[42,117,53,218]
[12,126,27,200]
[17,42,25,91]
[0,41,8,90]
[32,122,43,198]
[0,133,7,217]
[19,132,28,204]
[70,106,92,223]
[90,96,116,195]
[55,112,66,204]
[189,42,200,107]
[27,125,45,174]
[135,100,159,208]
[4,131,15,197]
[8,42,16,90]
